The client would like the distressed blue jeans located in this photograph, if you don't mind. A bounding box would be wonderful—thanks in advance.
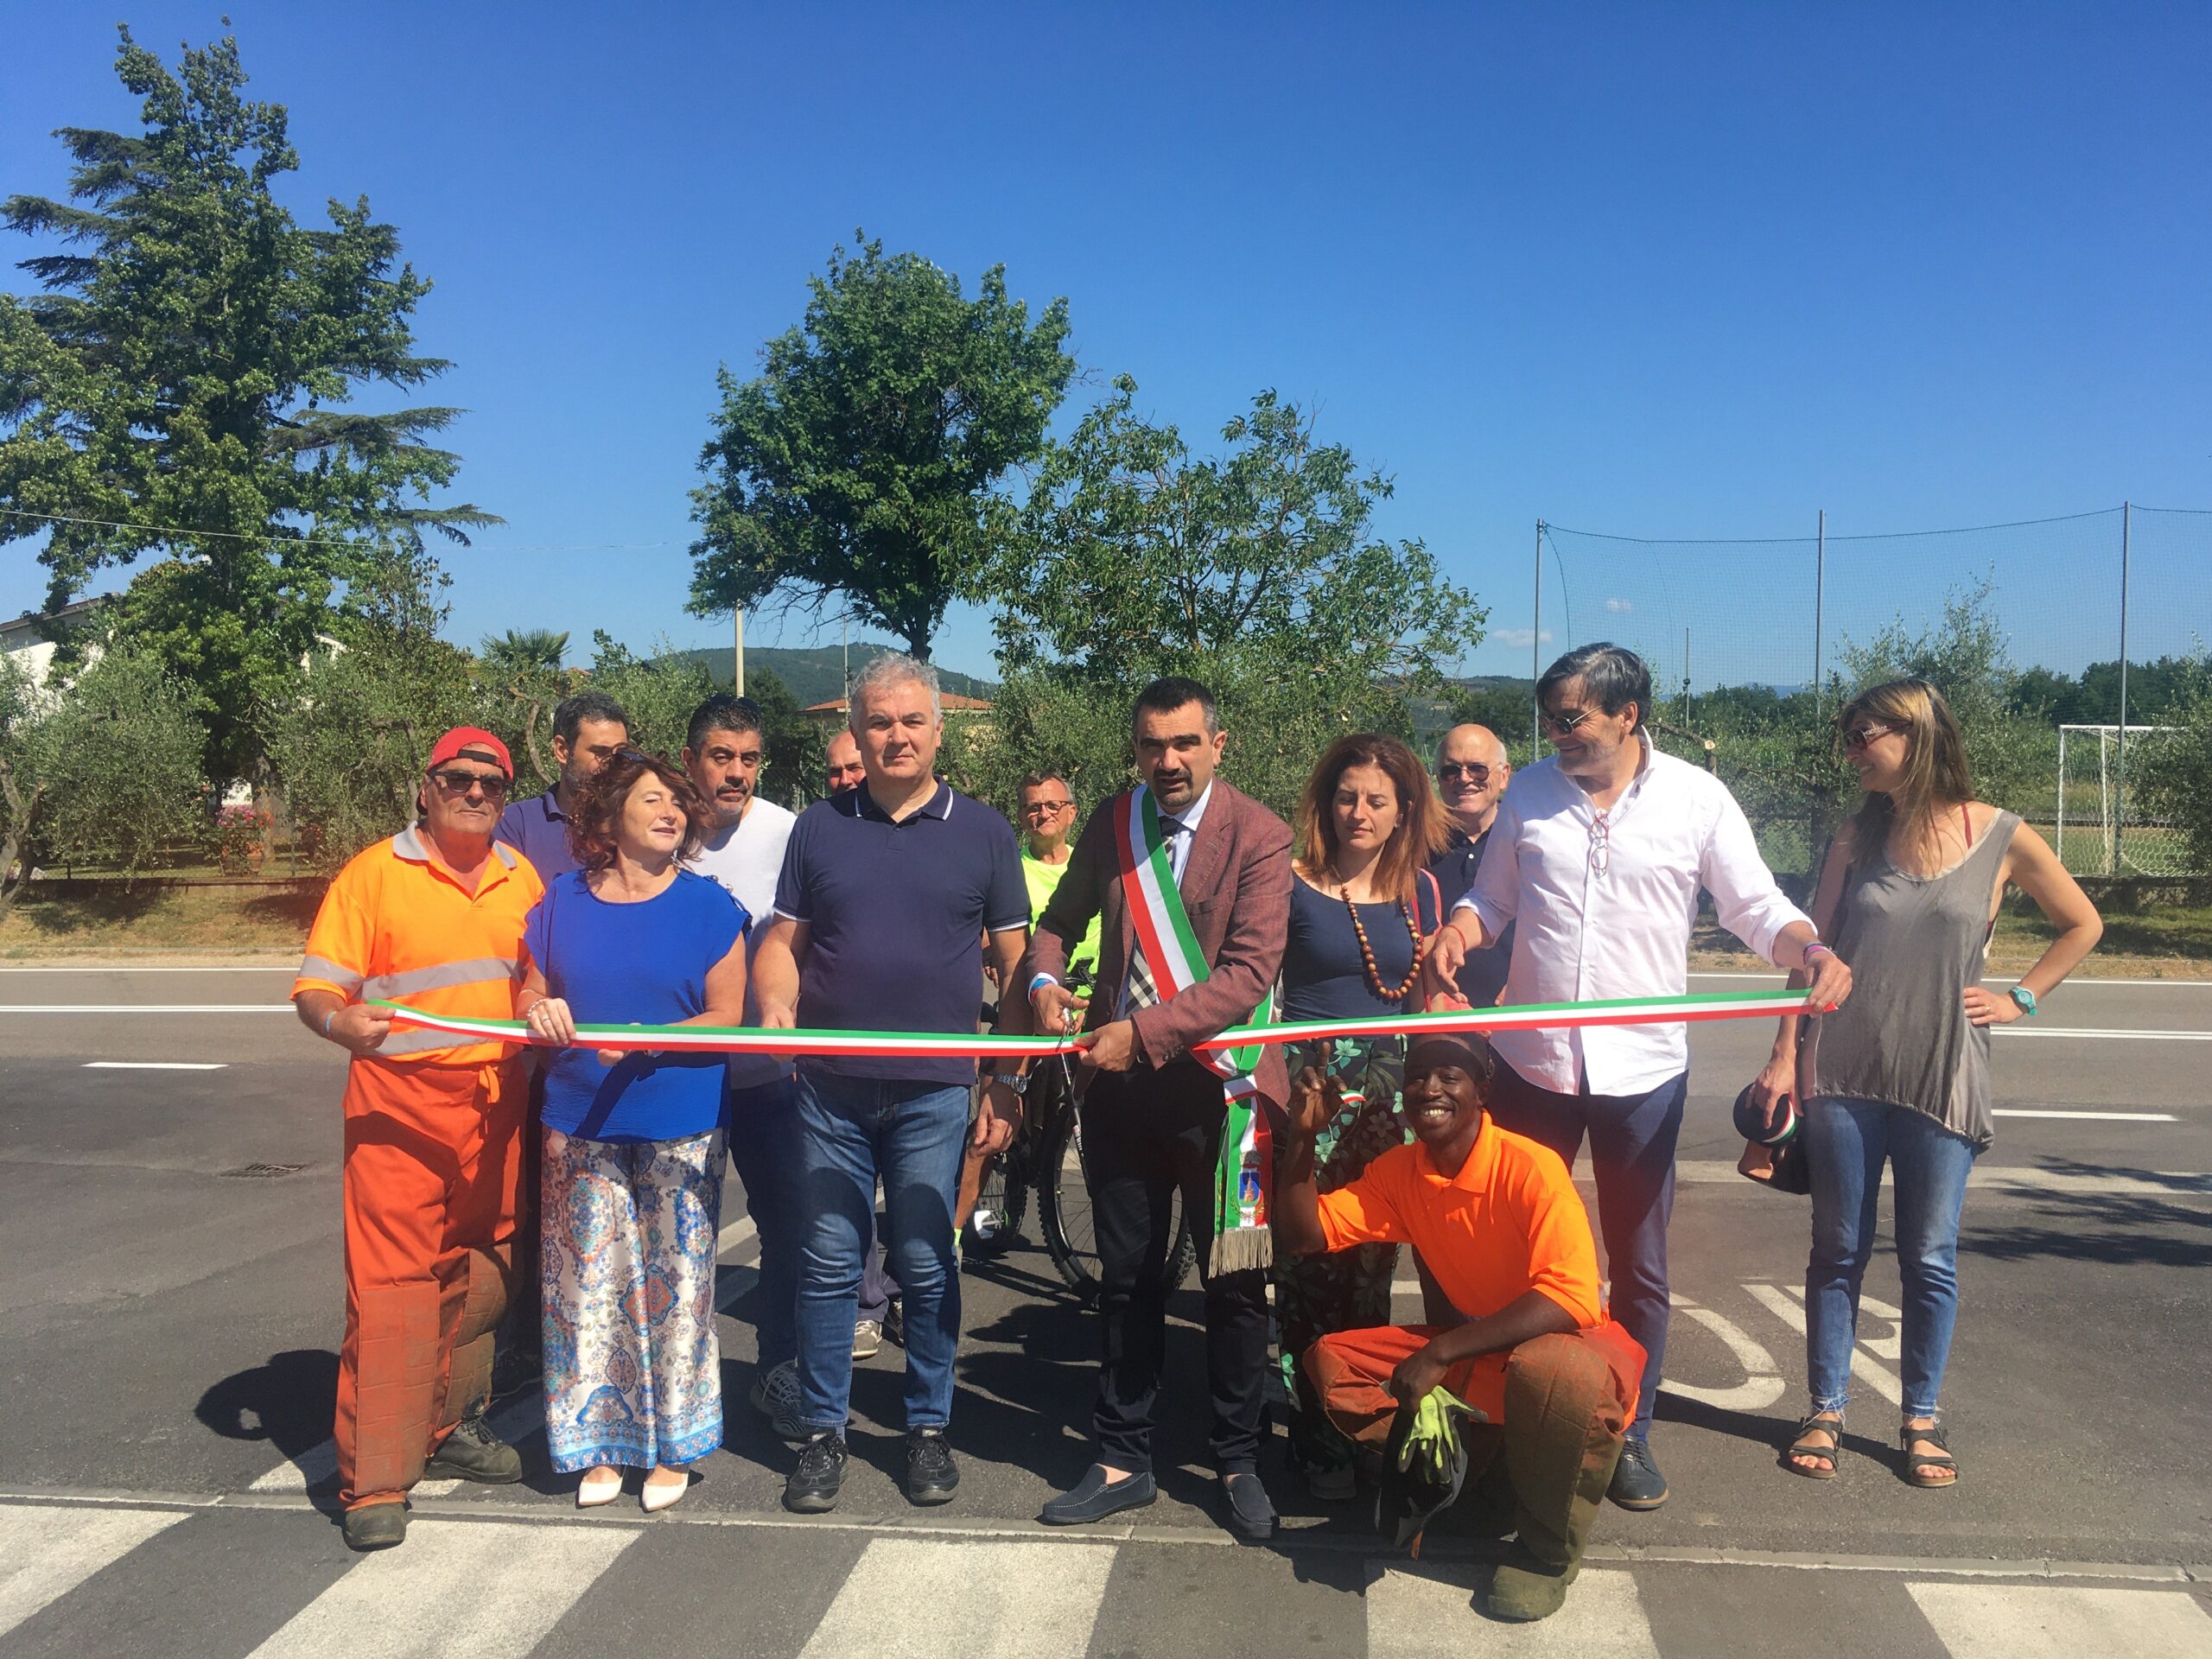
[1803,1096,1978,1419]
[792,1071,969,1433]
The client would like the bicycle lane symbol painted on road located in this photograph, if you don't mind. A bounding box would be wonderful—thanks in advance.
[1658,1283,1907,1411]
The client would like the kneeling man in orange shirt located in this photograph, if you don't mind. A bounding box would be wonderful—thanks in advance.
[1273,1034,1644,1623]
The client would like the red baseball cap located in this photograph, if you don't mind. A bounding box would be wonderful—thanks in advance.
[424,726,514,779]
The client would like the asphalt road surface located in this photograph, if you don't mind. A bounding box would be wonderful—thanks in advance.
[2,967,2208,1656]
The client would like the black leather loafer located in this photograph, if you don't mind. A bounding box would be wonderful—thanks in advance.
[1039,1464,1157,1526]
[1220,1470,1277,1542]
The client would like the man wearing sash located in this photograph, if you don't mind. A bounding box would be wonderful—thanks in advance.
[1011,677,1294,1541]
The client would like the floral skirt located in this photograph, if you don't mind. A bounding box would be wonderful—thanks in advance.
[1274,1035,1411,1473]
[541,1125,725,1472]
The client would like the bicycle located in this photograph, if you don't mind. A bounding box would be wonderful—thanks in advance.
[963,974,1198,1302]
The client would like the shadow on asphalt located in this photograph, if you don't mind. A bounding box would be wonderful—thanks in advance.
[194,1348,337,1469]
[1965,1160,2212,1268]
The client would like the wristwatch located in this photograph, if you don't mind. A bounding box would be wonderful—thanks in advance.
[2006,985,2039,1018]
[988,1071,1029,1096]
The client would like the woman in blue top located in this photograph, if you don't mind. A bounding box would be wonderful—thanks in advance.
[1276,733,1448,1500]
[518,751,747,1512]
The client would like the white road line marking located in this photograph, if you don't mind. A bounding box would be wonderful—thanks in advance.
[1744,1281,1903,1406]
[0,1004,295,1014]
[1662,1303,1785,1411]
[1672,1161,2212,1197]
[0,965,297,972]
[248,1440,337,1494]
[1907,1581,2212,1657]
[1367,1561,1659,1656]
[1992,1109,2179,1121]
[82,1060,229,1071]
[798,1537,1116,1659]
[246,1518,635,1658]
[1782,1283,1902,1360]
[716,1212,759,1257]
[0,1503,188,1638]
[1993,1027,2212,1041]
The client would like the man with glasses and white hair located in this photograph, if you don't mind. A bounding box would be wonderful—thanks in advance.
[1426,644,1852,1513]
[1428,723,1516,1009]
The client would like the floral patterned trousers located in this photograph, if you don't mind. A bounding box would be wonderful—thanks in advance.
[541,1126,725,1472]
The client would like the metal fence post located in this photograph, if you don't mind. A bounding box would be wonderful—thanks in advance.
[2115,501,2131,875]
[1813,508,1825,705]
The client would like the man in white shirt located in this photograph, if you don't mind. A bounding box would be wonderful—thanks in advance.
[1427,644,1852,1512]
[682,693,804,1438]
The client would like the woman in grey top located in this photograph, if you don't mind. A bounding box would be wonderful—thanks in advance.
[1751,679,2101,1488]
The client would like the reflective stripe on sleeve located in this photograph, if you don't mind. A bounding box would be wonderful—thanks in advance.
[360,957,521,1002]
[372,1025,496,1058]
[297,955,366,993]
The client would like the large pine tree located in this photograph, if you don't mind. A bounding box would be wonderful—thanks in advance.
[0,27,493,779]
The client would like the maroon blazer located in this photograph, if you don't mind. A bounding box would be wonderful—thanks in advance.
[1021,779,1293,1109]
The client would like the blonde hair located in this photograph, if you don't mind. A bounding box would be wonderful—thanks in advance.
[1294,734,1449,906]
[1839,678,1974,858]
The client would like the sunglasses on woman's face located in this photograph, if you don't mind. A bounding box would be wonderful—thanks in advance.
[1840,723,1897,753]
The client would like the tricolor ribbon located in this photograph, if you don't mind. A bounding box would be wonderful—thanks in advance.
[371,985,1819,1058]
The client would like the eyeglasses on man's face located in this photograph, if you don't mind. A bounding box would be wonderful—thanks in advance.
[1437,762,1493,784]
[1538,707,1599,737]
[429,768,509,801]
[1020,798,1073,819]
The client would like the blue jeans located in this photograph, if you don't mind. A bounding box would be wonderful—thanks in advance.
[792,1071,969,1433]
[1486,1060,1686,1439]
[726,1078,802,1373]
[1804,1096,1978,1418]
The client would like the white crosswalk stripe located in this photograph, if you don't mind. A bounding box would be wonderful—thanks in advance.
[0,1503,188,1638]
[797,1537,1118,1659]
[3,1500,2208,1658]
[244,1517,637,1658]
[1367,1563,1660,1657]
[1907,1581,2212,1658]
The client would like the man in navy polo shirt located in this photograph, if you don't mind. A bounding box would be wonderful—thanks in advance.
[753,653,1029,1514]
[493,690,630,879]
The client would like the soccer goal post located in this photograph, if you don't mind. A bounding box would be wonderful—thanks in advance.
[2055,723,2183,876]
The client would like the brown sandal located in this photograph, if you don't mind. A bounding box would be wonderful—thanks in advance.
[1784,1412,1843,1480]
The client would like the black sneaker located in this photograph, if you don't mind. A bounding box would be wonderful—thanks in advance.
[906,1429,959,1506]
[341,1500,407,1551]
[425,1404,523,1484]
[783,1432,848,1514]
[1608,1437,1669,1510]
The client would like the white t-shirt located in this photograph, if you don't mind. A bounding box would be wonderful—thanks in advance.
[689,797,798,1091]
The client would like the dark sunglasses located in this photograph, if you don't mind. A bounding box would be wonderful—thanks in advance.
[1437,762,1493,784]
[1538,708,1598,736]
[1840,723,1897,753]
[429,768,510,801]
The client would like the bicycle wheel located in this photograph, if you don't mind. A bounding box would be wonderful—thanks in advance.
[1037,1101,1198,1300]
[961,1150,1029,1257]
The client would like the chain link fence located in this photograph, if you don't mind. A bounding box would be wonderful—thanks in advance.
[1521,505,2211,877]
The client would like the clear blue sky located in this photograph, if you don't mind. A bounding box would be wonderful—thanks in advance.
[4,3,2208,685]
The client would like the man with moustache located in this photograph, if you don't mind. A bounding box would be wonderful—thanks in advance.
[753,654,1029,1512]
[1007,677,1294,1543]
[293,728,543,1550]
[1427,723,1515,1009]
[682,694,804,1439]
[1425,644,1852,1512]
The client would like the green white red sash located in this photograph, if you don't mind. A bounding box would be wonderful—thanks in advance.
[1114,784,1275,1273]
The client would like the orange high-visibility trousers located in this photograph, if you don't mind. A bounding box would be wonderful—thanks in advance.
[336,1055,524,1510]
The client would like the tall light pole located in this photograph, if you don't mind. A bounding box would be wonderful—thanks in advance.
[734,607,745,696]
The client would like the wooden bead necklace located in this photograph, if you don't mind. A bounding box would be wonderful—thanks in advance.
[1342,885,1425,1002]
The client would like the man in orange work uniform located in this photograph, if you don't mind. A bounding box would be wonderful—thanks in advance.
[1273,1034,1645,1624]
[291,728,544,1551]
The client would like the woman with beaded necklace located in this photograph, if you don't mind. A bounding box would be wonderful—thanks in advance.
[1275,733,1450,1500]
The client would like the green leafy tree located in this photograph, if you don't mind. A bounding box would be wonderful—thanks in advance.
[0,651,48,909]
[478,628,574,787]
[689,237,1074,661]
[34,645,208,885]
[264,552,480,868]
[745,666,828,813]
[969,380,1485,817]
[0,27,494,782]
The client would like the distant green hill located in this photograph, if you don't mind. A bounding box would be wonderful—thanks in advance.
[673,644,998,706]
